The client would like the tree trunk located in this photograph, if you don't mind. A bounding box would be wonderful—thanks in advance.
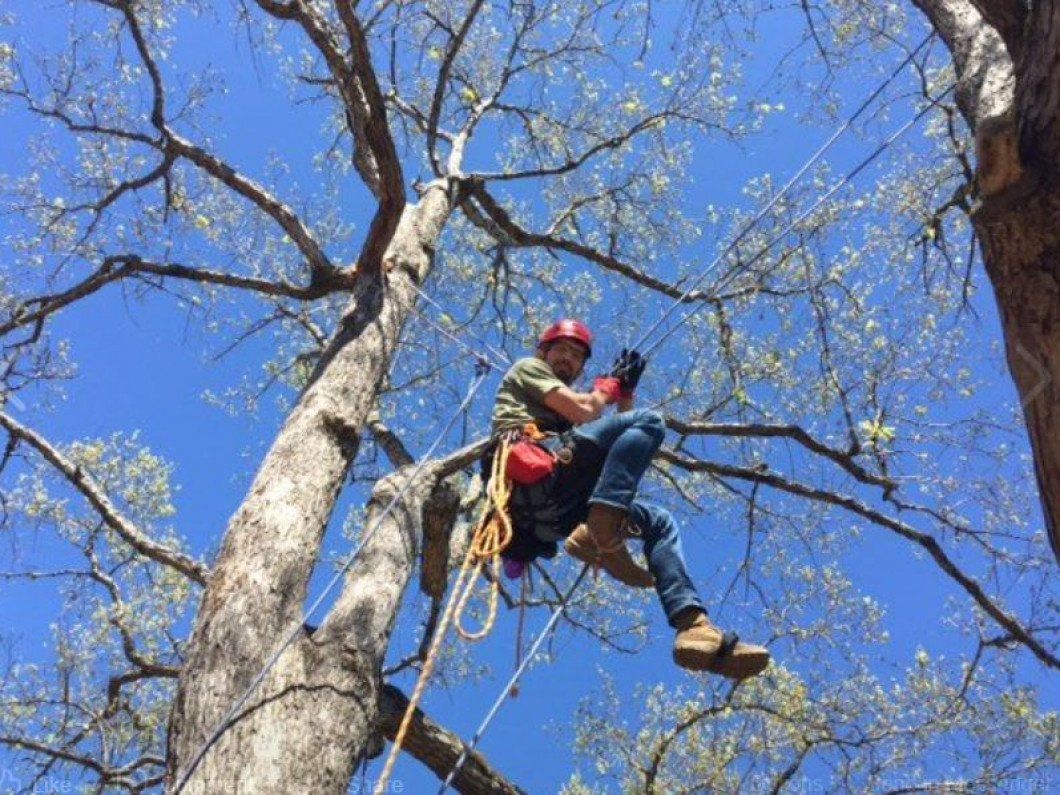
[166,180,461,793]
[975,191,1060,562]
[912,0,1060,561]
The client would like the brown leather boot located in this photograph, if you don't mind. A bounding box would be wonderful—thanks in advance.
[564,504,654,588]
[673,609,770,680]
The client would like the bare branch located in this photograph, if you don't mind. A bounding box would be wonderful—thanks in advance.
[426,0,487,176]
[463,182,708,303]
[252,0,404,276]
[117,0,166,133]
[368,410,415,468]
[658,448,1059,669]
[82,1,343,285]
[377,684,525,795]
[470,113,670,182]
[166,133,338,279]
[0,255,355,341]
[664,417,893,492]
[334,1,406,275]
[0,736,106,777]
[0,84,156,146]
[0,412,209,586]
[0,735,164,791]
[335,0,405,198]
[435,438,491,479]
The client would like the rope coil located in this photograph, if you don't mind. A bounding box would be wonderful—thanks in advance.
[373,438,515,794]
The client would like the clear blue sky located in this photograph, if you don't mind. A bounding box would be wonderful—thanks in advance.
[1,2,1054,793]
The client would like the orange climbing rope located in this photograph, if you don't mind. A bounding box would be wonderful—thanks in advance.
[373,437,515,794]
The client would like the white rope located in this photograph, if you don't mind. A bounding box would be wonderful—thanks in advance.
[629,32,935,354]
[404,281,514,371]
[437,564,591,794]
[642,86,953,357]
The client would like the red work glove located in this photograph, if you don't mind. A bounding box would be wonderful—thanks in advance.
[593,376,623,404]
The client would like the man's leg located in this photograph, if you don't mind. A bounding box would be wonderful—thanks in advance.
[627,501,704,624]
[562,410,665,588]
[625,500,770,680]
[572,409,666,511]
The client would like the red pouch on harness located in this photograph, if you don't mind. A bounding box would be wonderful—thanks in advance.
[505,440,556,485]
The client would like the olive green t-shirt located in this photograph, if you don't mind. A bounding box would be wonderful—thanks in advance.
[491,357,572,434]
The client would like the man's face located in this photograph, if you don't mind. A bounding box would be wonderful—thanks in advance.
[541,339,589,384]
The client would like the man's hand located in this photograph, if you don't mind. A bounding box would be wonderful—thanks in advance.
[592,376,623,404]
[610,348,647,397]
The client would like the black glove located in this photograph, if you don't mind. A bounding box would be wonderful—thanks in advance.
[609,348,647,394]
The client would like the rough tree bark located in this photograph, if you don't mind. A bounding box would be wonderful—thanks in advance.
[913,0,1060,562]
[165,180,470,793]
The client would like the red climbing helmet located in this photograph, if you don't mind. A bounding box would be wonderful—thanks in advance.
[538,319,593,357]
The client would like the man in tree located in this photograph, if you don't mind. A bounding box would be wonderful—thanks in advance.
[491,320,771,679]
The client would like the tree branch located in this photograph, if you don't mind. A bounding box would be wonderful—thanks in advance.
[166,132,338,279]
[367,410,415,468]
[0,255,354,341]
[426,0,487,176]
[470,112,669,182]
[658,448,1059,669]
[377,684,525,795]
[253,0,404,276]
[82,538,184,677]
[0,736,106,777]
[968,0,1026,57]
[435,438,491,478]
[0,734,164,791]
[911,0,1015,128]
[463,181,708,303]
[93,1,343,285]
[665,417,893,492]
[335,0,405,199]
[0,412,209,586]
[334,0,406,275]
[117,0,166,133]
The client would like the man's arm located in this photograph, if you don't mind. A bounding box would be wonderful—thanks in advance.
[543,382,633,424]
[543,384,615,424]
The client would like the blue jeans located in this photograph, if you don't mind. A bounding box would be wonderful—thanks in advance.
[543,409,705,627]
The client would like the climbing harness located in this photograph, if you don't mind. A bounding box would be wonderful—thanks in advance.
[505,422,568,484]
[171,364,492,795]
